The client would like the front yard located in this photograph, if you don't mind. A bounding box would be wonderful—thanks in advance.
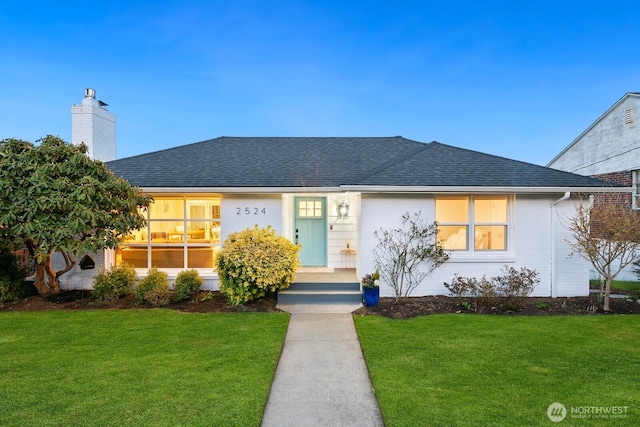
[2,297,639,426]
[355,314,640,426]
[0,310,289,426]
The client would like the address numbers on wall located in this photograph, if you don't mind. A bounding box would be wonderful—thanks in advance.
[236,207,267,215]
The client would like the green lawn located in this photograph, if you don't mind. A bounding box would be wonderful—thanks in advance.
[355,314,640,427]
[0,310,289,427]
[590,280,640,293]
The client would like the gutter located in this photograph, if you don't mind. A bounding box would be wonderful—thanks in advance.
[140,185,632,195]
[340,185,631,194]
[140,186,344,194]
[550,192,571,297]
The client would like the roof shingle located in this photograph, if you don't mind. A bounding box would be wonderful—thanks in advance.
[106,137,615,189]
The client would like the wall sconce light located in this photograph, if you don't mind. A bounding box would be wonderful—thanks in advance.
[336,200,350,222]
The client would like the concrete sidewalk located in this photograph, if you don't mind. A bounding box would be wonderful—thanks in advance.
[261,313,384,427]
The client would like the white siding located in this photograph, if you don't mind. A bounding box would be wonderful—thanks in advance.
[57,191,590,297]
[549,94,640,175]
[553,198,591,296]
[54,251,105,290]
[221,194,283,239]
[359,193,589,298]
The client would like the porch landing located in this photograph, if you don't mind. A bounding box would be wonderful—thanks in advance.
[294,267,358,283]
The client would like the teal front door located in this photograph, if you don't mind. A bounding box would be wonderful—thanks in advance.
[294,197,327,266]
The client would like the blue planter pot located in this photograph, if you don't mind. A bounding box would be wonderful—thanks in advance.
[363,286,380,307]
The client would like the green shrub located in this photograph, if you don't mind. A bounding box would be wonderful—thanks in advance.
[493,265,539,310]
[174,269,203,302]
[92,263,137,303]
[215,225,300,307]
[445,266,539,313]
[0,244,28,302]
[135,268,171,307]
[444,274,476,305]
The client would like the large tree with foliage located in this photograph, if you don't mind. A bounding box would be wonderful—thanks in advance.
[566,203,640,311]
[0,136,152,295]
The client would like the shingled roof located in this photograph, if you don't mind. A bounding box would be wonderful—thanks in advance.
[106,136,615,190]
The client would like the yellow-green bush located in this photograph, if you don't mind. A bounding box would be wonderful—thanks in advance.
[215,225,300,306]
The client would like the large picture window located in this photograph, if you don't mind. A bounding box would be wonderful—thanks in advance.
[436,196,508,251]
[117,195,221,269]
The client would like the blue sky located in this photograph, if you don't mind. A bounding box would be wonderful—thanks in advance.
[1,0,639,166]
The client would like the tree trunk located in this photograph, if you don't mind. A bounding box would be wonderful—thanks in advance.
[32,265,51,295]
[32,254,62,295]
[603,277,612,312]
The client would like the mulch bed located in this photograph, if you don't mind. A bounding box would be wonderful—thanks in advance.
[354,295,640,318]
[0,290,281,314]
[1,291,638,318]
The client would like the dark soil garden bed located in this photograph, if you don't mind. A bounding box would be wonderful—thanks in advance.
[2,290,638,318]
[0,290,281,313]
[355,295,640,318]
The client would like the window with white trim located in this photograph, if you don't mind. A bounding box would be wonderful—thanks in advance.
[436,196,509,251]
[116,195,221,269]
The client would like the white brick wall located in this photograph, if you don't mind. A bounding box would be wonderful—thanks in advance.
[359,193,589,298]
[71,95,116,162]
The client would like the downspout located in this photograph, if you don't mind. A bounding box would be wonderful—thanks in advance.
[550,192,571,297]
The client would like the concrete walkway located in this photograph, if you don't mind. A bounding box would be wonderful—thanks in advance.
[261,313,384,427]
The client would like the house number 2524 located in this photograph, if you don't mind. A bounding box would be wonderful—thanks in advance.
[236,207,267,215]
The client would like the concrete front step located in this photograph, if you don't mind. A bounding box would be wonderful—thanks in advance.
[278,282,362,305]
[288,282,360,292]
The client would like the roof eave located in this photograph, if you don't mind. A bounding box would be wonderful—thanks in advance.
[340,185,632,193]
[140,186,345,194]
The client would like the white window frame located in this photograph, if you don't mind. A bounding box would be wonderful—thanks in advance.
[436,195,513,254]
[117,195,221,271]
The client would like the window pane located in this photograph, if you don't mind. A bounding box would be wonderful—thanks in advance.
[118,246,148,268]
[152,247,184,268]
[436,198,469,223]
[475,226,506,250]
[298,200,323,218]
[188,247,216,269]
[123,229,146,243]
[475,198,507,223]
[149,199,184,219]
[439,226,468,250]
[149,221,185,242]
[186,221,220,243]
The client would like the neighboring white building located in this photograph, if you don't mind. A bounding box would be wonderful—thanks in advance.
[548,92,640,178]
[548,92,640,280]
[71,88,116,162]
